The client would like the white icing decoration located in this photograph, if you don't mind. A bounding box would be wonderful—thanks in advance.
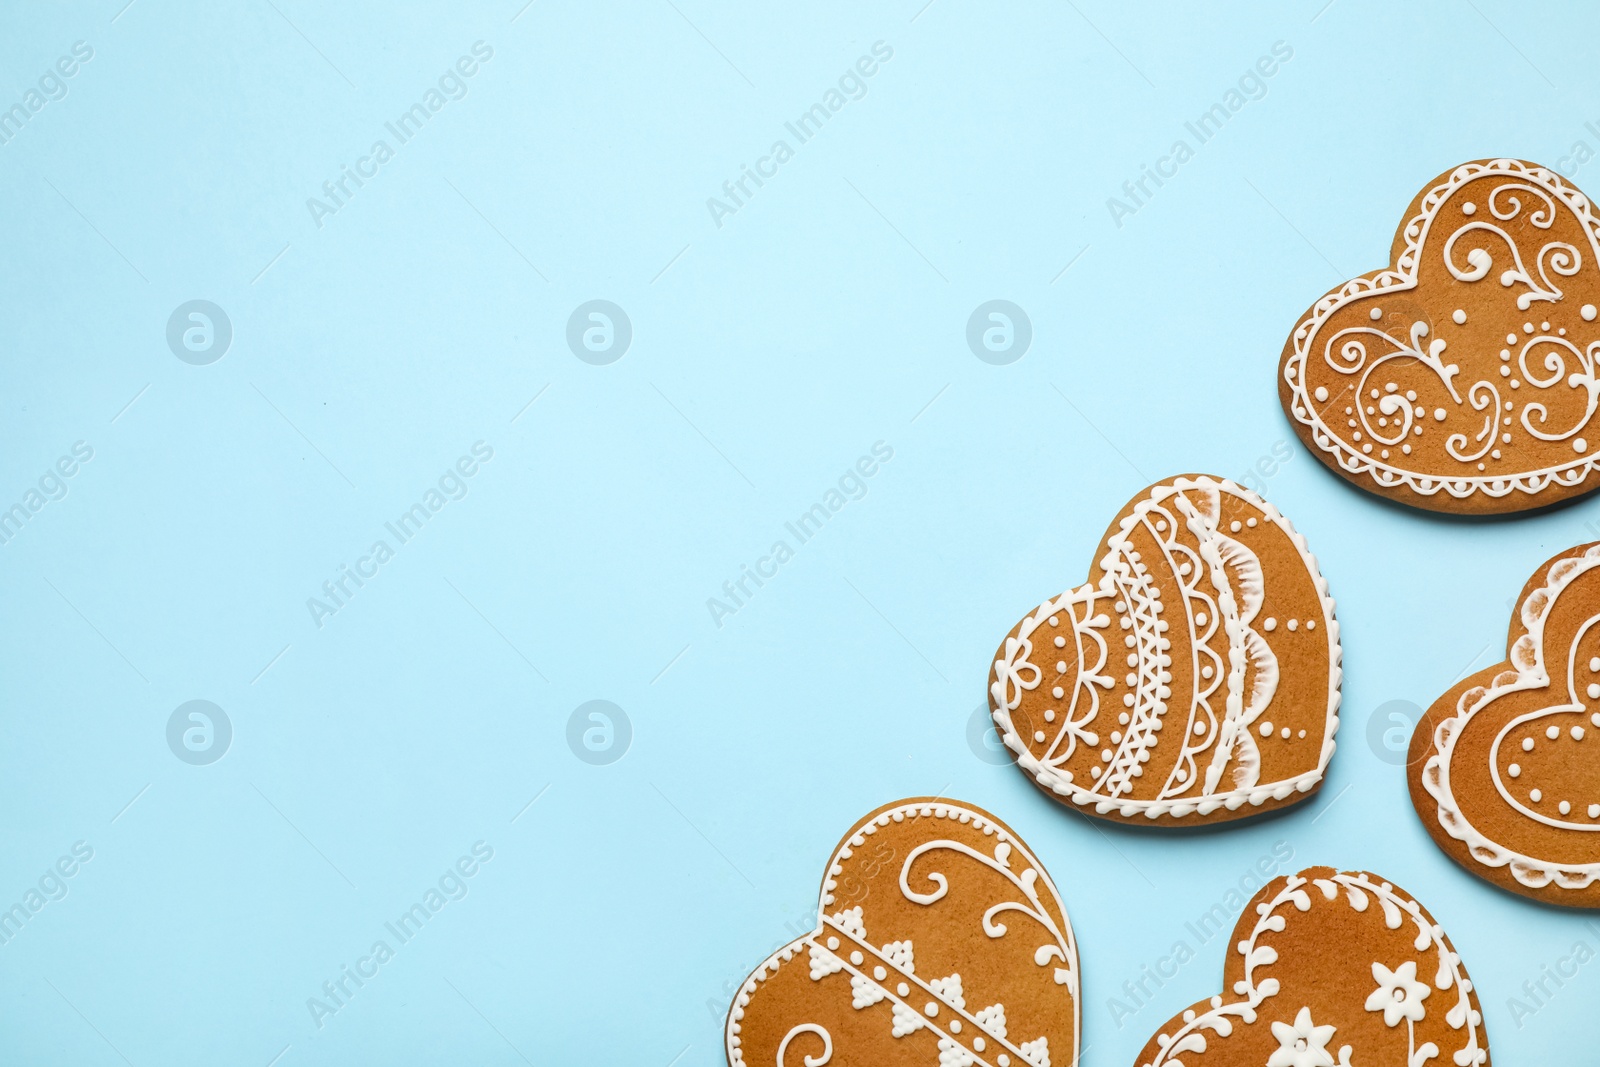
[938,1036,976,1066]
[808,942,844,981]
[990,477,1339,820]
[899,838,1076,995]
[776,1024,833,1066]
[725,802,1081,1067]
[1363,960,1434,1067]
[850,974,887,1009]
[1423,545,1600,894]
[1139,873,1484,1067]
[881,940,915,974]
[975,1003,1008,1038]
[891,1001,925,1037]
[1266,1007,1341,1067]
[829,906,865,939]
[928,974,965,1010]
[1283,158,1600,503]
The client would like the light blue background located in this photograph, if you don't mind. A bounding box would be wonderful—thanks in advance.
[3,0,1599,1063]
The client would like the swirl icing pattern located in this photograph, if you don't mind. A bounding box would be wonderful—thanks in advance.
[1411,541,1600,906]
[1134,867,1487,1067]
[725,799,1079,1067]
[989,475,1340,824]
[1279,158,1600,513]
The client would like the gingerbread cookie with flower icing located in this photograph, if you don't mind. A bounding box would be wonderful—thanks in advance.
[1134,866,1488,1067]
[989,474,1340,824]
[1411,541,1600,906]
[726,797,1078,1067]
[1280,157,1600,513]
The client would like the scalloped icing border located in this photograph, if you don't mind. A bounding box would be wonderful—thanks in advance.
[990,476,1342,820]
[1139,871,1484,1067]
[1422,543,1600,891]
[1282,157,1600,501]
[723,799,1081,1066]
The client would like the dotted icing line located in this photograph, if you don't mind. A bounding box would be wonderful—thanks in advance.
[1284,158,1600,500]
[725,801,1079,1067]
[1141,872,1484,1067]
[991,477,1341,819]
[1424,544,1600,889]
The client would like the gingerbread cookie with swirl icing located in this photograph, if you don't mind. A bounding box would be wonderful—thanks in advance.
[1280,158,1600,513]
[1411,541,1600,906]
[989,475,1340,824]
[726,797,1078,1067]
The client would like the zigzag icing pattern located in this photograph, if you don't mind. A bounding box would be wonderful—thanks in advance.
[725,801,1077,1067]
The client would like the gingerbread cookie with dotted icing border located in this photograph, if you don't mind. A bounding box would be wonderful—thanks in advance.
[725,798,1078,1067]
[989,474,1340,824]
[1280,158,1600,514]
[1411,541,1600,906]
[1134,866,1488,1067]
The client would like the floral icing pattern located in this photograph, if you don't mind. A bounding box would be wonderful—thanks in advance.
[725,799,1078,1067]
[1280,158,1600,513]
[1135,868,1487,1067]
[1413,540,1600,906]
[1267,1008,1341,1067]
[989,475,1340,824]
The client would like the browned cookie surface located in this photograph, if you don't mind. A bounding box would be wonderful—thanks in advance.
[1411,541,1600,906]
[726,798,1078,1067]
[1133,866,1488,1067]
[989,475,1340,826]
[1280,158,1600,513]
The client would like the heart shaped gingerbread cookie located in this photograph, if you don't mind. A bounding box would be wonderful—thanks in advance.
[1411,541,1600,905]
[989,475,1340,824]
[725,798,1078,1067]
[1134,866,1488,1067]
[1280,157,1600,513]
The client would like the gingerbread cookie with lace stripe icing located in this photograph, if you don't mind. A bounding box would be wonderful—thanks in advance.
[1280,157,1600,513]
[1410,541,1600,906]
[1133,866,1488,1067]
[989,474,1340,824]
[725,798,1078,1067]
